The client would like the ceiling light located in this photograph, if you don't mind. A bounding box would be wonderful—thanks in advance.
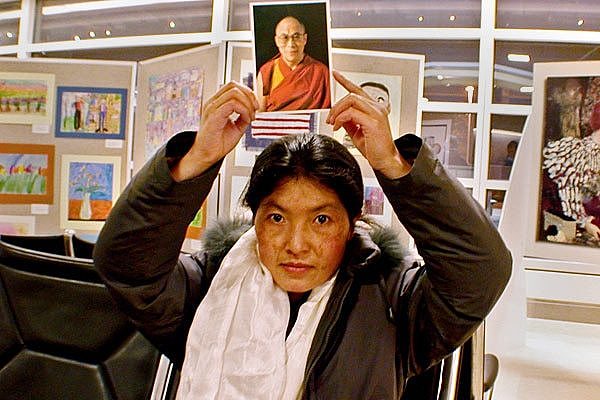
[169,20,176,29]
[6,32,13,38]
[520,86,534,93]
[42,0,199,15]
[356,11,362,17]
[89,31,96,37]
[437,74,444,80]
[105,29,111,36]
[449,15,456,21]
[417,16,424,22]
[507,53,530,63]
[577,19,584,26]
[74,35,81,41]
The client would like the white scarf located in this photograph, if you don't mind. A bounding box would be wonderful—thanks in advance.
[176,227,336,400]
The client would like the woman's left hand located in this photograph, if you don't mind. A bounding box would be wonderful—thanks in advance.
[326,71,411,179]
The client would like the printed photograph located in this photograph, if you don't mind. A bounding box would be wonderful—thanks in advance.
[251,0,332,112]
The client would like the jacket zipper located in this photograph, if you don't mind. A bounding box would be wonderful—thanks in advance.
[301,278,353,399]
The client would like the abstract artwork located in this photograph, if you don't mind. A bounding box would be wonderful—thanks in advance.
[55,86,128,139]
[60,155,121,230]
[0,143,54,204]
[0,72,55,125]
[145,67,204,159]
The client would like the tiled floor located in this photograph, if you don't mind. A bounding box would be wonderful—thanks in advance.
[493,318,600,399]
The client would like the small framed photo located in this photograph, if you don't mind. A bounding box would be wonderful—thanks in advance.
[0,143,55,204]
[60,154,121,230]
[250,0,333,113]
[55,86,128,139]
[363,178,393,226]
[0,72,55,125]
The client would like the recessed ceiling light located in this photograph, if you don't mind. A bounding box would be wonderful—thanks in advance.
[449,15,456,21]
[6,32,13,38]
[89,31,96,38]
[577,19,584,26]
[169,20,176,29]
[437,74,444,80]
[357,11,361,17]
[446,83,451,87]
[105,29,111,36]
[507,53,530,63]
[74,35,81,41]
[417,16,424,22]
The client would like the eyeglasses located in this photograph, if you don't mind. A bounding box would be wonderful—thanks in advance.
[275,33,305,44]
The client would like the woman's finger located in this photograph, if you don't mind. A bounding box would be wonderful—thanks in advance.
[328,92,383,125]
[332,70,369,98]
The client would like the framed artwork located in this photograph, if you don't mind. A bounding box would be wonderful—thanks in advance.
[333,70,402,154]
[55,86,128,139]
[363,177,393,226]
[421,119,452,164]
[524,61,600,265]
[186,201,207,240]
[145,67,204,160]
[0,215,36,235]
[60,154,121,230]
[0,72,55,125]
[250,0,333,113]
[0,143,55,204]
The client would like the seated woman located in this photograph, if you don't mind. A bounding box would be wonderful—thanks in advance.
[93,72,511,399]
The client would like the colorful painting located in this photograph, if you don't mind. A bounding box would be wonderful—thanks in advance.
[60,155,121,230]
[0,72,55,125]
[0,143,55,204]
[55,86,127,139]
[0,215,35,235]
[146,67,204,160]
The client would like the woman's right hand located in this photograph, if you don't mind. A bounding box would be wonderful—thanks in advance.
[171,81,259,181]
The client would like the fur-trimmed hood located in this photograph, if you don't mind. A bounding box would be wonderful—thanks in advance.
[198,218,415,278]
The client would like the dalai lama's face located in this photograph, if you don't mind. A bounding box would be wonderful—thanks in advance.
[274,17,307,69]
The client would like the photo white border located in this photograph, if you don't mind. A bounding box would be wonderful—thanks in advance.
[249,0,333,114]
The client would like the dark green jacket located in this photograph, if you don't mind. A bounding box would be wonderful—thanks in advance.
[94,131,512,399]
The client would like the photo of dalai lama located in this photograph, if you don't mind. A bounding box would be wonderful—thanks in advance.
[252,1,332,112]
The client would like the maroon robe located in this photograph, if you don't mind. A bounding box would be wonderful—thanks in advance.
[259,54,331,111]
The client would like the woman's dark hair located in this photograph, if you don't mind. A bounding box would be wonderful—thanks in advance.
[243,133,364,220]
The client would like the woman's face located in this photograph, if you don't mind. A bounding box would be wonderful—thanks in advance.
[255,176,354,299]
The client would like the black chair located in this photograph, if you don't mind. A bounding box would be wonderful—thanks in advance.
[0,238,161,400]
[0,233,72,256]
[72,234,96,259]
